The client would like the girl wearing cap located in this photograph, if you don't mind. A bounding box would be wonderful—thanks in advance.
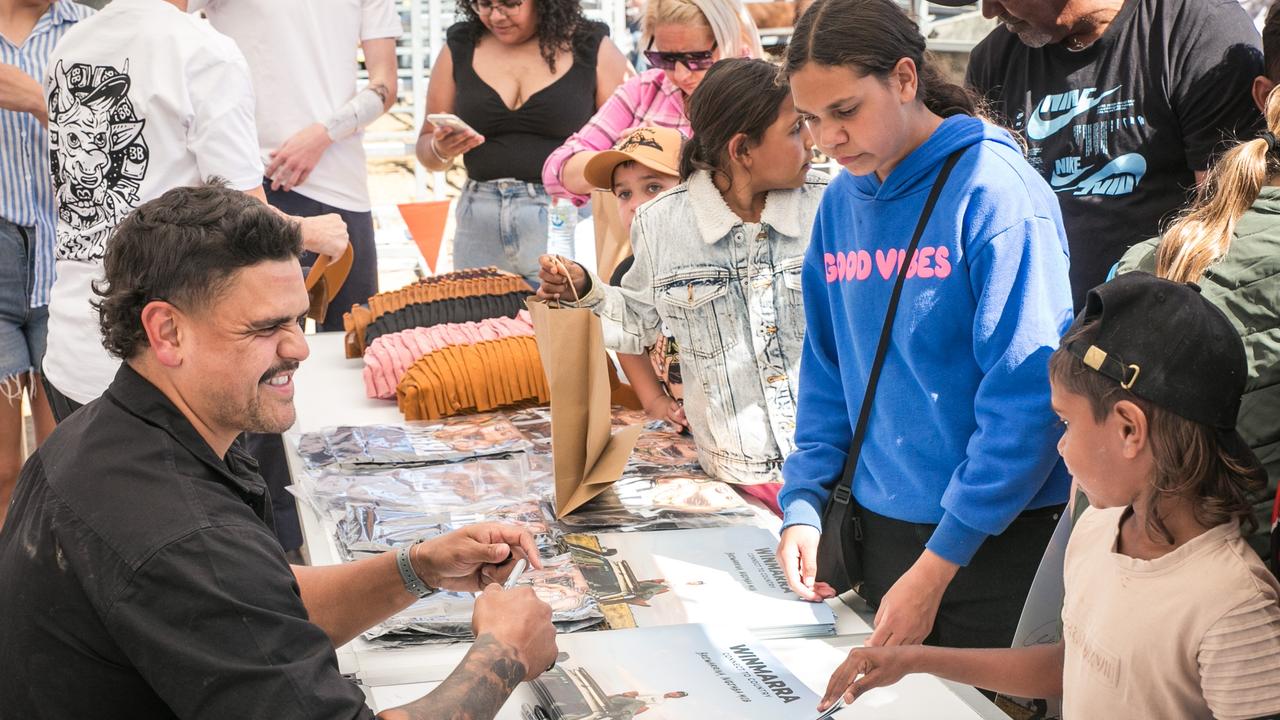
[1116,24,1280,559]
[416,0,632,286]
[818,273,1280,720]
[541,0,762,204]
[537,58,824,490]
[776,0,1072,651]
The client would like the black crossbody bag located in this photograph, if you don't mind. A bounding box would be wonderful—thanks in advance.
[816,148,966,593]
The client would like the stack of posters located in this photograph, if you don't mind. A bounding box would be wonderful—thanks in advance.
[295,414,530,472]
[566,527,839,639]
[488,624,842,720]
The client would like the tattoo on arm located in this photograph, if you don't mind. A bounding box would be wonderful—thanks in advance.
[369,82,391,105]
[384,634,525,720]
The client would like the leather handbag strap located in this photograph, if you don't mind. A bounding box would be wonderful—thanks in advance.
[828,147,966,509]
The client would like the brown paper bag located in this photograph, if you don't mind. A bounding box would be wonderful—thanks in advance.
[527,297,643,517]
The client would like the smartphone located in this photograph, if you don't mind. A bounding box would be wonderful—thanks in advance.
[427,113,478,136]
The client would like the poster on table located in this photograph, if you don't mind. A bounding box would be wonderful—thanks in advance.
[494,624,840,720]
[565,526,848,639]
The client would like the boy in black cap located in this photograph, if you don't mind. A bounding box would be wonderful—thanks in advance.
[814,273,1280,720]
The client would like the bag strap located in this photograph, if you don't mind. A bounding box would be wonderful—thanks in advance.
[829,147,966,508]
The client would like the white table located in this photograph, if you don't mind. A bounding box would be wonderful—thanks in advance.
[286,334,1002,718]
[361,635,1009,719]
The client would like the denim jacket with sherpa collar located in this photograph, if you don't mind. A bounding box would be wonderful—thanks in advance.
[573,169,828,484]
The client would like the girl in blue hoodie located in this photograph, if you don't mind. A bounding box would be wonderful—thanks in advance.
[775,0,1074,651]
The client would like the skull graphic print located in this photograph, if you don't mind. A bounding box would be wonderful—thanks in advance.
[46,60,148,262]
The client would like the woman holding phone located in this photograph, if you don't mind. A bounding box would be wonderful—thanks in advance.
[417,0,631,286]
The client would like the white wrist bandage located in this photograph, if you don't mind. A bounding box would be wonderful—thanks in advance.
[323,85,387,142]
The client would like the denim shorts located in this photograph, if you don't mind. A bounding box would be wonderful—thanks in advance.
[0,218,49,381]
[452,179,550,289]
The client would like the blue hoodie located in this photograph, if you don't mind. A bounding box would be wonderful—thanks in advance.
[780,115,1073,566]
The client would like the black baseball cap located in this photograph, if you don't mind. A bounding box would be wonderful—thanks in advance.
[1062,272,1264,480]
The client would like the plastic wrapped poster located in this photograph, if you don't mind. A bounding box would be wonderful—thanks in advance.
[295,414,530,471]
[554,475,755,533]
[290,454,532,520]
[364,554,603,644]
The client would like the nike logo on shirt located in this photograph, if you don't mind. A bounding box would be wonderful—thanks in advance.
[1026,86,1123,140]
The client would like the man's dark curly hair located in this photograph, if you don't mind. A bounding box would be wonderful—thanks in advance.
[454,0,600,72]
[92,180,303,360]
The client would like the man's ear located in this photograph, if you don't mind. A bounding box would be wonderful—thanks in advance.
[139,301,186,368]
[1253,75,1275,114]
[1111,399,1150,459]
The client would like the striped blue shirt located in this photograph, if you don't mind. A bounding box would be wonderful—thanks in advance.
[0,0,92,307]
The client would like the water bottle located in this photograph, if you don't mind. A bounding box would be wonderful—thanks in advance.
[547,197,577,259]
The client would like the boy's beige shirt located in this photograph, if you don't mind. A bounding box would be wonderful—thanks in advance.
[1062,506,1280,720]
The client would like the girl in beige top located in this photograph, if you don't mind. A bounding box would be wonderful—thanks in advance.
[813,273,1280,720]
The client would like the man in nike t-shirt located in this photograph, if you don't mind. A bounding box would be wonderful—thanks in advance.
[955,0,1263,308]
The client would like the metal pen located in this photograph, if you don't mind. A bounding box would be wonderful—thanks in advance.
[502,557,528,590]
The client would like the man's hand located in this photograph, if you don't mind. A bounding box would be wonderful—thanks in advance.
[411,523,542,593]
[537,254,588,301]
[0,63,47,125]
[865,550,957,647]
[266,123,333,192]
[777,524,837,602]
[472,586,558,681]
[298,213,349,261]
[644,394,687,430]
[819,645,918,711]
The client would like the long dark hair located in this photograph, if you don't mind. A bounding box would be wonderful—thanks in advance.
[783,0,976,119]
[679,58,792,184]
[455,0,597,72]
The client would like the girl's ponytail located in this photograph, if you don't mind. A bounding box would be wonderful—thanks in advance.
[1156,88,1280,283]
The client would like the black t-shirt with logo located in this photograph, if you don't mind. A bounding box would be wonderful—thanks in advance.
[966,0,1263,308]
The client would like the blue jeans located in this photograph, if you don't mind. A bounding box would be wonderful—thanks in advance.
[0,219,48,383]
[452,179,550,289]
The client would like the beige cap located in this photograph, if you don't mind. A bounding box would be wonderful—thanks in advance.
[583,126,684,191]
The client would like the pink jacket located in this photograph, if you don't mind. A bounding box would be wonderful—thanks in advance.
[541,69,692,205]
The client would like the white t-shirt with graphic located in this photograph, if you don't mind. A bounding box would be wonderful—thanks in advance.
[43,0,262,404]
[203,0,403,213]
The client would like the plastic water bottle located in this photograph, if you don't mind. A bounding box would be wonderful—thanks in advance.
[547,197,577,259]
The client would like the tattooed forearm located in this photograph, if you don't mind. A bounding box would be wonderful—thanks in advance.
[369,82,391,105]
[378,634,526,720]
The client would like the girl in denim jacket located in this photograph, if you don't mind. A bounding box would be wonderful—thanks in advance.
[538,58,826,490]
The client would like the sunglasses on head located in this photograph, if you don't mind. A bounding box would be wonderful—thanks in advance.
[643,39,718,72]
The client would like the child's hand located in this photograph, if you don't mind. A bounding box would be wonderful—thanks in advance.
[819,645,916,711]
[644,395,687,429]
[537,254,588,301]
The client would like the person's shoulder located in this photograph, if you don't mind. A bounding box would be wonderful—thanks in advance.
[1116,237,1159,275]
[446,20,477,44]
[967,26,1021,74]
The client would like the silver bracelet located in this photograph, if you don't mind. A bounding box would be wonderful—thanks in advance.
[428,136,452,165]
[396,539,435,599]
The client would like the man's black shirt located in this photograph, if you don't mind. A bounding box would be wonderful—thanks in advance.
[966,0,1264,308]
[0,364,373,719]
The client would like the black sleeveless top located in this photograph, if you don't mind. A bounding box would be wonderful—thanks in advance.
[449,21,608,184]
